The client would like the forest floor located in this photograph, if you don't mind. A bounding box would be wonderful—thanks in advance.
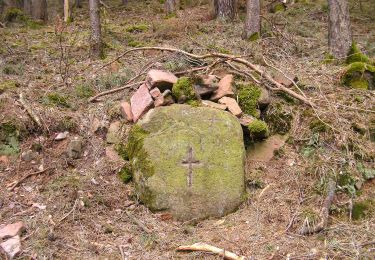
[1,0,375,259]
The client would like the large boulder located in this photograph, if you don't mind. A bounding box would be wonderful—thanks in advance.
[127,105,245,221]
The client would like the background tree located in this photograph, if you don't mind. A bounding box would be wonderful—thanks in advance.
[164,0,178,15]
[328,0,352,58]
[76,0,82,8]
[242,0,260,40]
[213,0,237,20]
[64,0,70,22]
[121,0,128,6]
[89,0,103,58]
[27,0,48,21]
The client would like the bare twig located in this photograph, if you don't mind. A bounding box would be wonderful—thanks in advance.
[7,168,51,191]
[58,199,78,223]
[19,93,43,128]
[88,81,145,102]
[124,210,152,234]
[225,61,260,84]
[177,242,245,260]
[299,179,336,235]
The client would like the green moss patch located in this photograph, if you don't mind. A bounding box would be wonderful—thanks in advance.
[127,125,153,178]
[237,84,261,118]
[264,102,293,135]
[309,119,328,133]
[248,119,269,140]
[346,43,370,64]
[172,77,199,104]
[341,62,375,90]
[271,3,286,13]
[75,84,95,99]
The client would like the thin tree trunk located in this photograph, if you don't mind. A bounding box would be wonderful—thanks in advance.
[64,0,70,22]
[242,0,260,40]
[76,0,82,8]
[30,0,47,21]
[164,0,178,14]
[121,0,128,6]
[328,0,352,58]
[89,0,103,58]
[213,0,237,20]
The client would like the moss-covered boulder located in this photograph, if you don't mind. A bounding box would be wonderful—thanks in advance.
[342,62,375,90]
[128,104,245,221]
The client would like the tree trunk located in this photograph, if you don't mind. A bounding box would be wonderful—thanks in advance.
[30,0,47,21]
[76,0,82,8]
[164,0,178,15]
[328,0,352,58]
[213,0,237,20]
[23,0,32,15]
[121,0,128,6]
[64,0,70,22]
[242,0,260,40]
[89,0,103,58]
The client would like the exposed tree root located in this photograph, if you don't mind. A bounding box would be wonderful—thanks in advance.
[177,242,245,260]
[96,47,315,107]
[299,179,336,235]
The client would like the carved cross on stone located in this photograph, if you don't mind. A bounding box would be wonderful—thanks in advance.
[182,146,201,187]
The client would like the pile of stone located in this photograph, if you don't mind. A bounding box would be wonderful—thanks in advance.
[120,69,268,127]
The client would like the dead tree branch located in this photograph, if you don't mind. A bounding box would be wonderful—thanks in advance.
[19,93,43,128]
[98,47,314,107]
[124,210,152,234]
[88,81,145,102]
[177,242,245,260]
[299,179,336,235]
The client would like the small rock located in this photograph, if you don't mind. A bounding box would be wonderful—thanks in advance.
[210,74,234,101]
[0,222,25,240]
[21,150,37,162]
[120,101,133,122]
[150,88,161,99]
[0,235,21,259]
[218,97,243,117]
[130,84,154,122]
[67,137,83,159]
[355,179,363,190]
[194,84,218,97]
[106,121,122,144]
[258,88,271,109]
[201,100,227,110]
[55,131,69,141]
[145,69,178,91]
[239,114,256,127]
[154,95,165,107]
[201,74,218,86]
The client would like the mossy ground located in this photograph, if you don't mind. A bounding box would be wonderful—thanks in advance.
[171,77,199,104]
[248,119,269,140]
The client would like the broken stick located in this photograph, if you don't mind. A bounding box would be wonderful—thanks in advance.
[19,93,43,128]
[8,168,51,191]
[88,81,145,102]
[299,179,336,235]
[177,242,245,260]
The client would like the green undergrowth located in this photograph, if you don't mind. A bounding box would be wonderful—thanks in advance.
[2,7,43,29]
[264,102,293,135]
[126,23,149,33]
[42,93,71,108]
[352,200,375,220]
[118,165,132,183]
[346,43,371,64]
[0,80,19,94]
[0,122,20,156]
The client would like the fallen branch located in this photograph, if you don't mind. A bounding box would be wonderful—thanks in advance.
[99,47,314,107]
[177,242,245,260]
[58,199,78,223]
[125,210,152,234]
[7,168,51,191]
[19,93,43,128]
[88,81,145,102]
[299,179,336,235]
